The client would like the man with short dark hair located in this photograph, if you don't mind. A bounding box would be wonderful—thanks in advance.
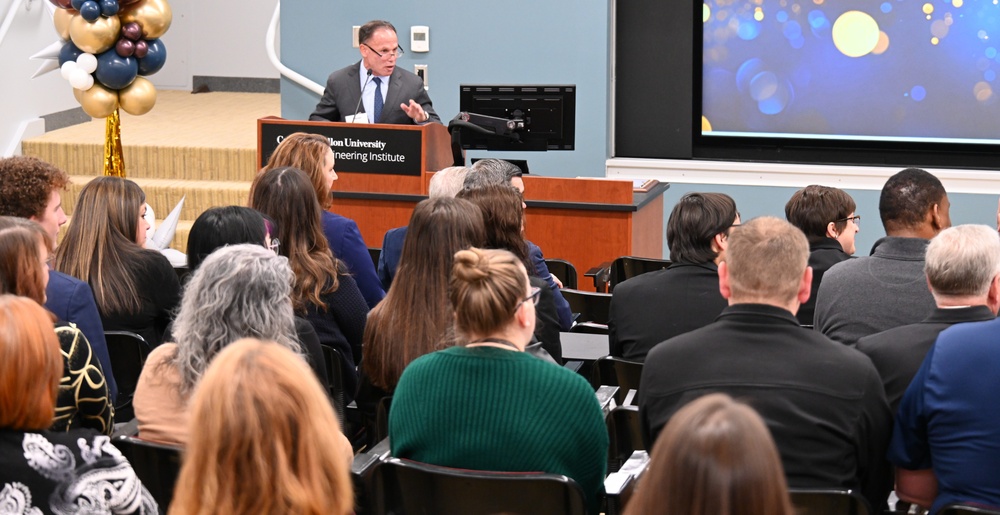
[639,217,892,511]
[310,20,439,125]
[0,156,117,401]
[858,224,1000,412]
[608,192,738,361]
[815,168,950,344]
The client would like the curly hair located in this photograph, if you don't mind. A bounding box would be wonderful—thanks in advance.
[0,156,69,219]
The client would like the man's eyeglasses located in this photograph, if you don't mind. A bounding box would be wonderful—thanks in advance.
[834,215,861,227]
[520,286,541,308]
[362,43,403,59]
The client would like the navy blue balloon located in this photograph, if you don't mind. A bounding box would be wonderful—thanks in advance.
[58,41,83,66]
[70,0,85,10]
[95,50,138,89]
[99,0,119,16]
[137,39,166,76]
[79,0,101,21]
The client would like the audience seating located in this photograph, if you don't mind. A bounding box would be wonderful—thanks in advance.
[111,435,181,513]
[375,396,393,445]
[561,288,612,325]
[105,331,152,421]
[368,247,381,268]
[606,405,644,473]
[370,457,588,515]
[320,345,347,424]
[352,437,392,514]
[603,450,649,515]
[609,256,671,292]
[569,321,609,335]
[544,258,578,290]
[940,505,1000,515]
[590,356,643,405]
[789,488,871,515]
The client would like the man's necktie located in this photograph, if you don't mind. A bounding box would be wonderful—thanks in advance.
[373,77,383,123]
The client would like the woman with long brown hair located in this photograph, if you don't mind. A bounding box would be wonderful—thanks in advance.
[357,197,485,434]
[623,393,794,515]
[171,338,353,515]
[263,132,384,308]
[53,176,180,347]
[457,184,564,361]
[390,247,608,514]
[0,294,156,513]
[249,166,368,400]
[0,217,112,434]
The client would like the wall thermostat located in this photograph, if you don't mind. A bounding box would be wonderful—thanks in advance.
[411,26,429,53]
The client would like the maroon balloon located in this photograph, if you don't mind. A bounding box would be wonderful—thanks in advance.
[48,0,73,8]
[116,38,135,57]
[122,22,142,42]
[134,40,149,59]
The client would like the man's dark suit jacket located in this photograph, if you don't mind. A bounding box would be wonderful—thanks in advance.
[857,305,995,413]
[608,262,727,361]
[45,270,118,401]
[377,225,406,291]
[309,61,440,124]
[639,304,893,511]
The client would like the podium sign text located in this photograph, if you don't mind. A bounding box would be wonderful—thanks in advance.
[259,121,423,176]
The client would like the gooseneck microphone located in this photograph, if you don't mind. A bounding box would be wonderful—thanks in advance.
[351,69,374,123]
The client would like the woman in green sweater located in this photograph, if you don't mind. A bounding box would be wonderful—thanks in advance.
[389,247,608,513]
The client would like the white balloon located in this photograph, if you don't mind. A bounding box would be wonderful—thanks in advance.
[60,61,78,80]
[76,53,98,74]
[69,68,94,91]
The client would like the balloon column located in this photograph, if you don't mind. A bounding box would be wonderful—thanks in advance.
[49,0,171,176]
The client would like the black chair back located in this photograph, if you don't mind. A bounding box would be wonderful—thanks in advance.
[371,457,588,515]
[375,396,393,444]
[609,256,671,292]
[606,405,644,472]
[321,345,347,424]
[105,331,151,421]
[369,247,382,268]
[789,488,871,515]
[561,288,612,325]
[941,505,1000,515]
[544,258,578,290]
[112,435,181,513]
[590,356,643,404]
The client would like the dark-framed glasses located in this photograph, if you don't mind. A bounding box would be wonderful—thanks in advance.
[834,215,861,227]
[520,286,541,307]
[362,43,404,58]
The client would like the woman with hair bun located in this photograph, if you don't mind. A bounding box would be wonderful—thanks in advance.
[389,247,608,514]
[623,393,794,515]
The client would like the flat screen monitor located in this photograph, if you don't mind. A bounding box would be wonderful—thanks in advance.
[458,85,576,151]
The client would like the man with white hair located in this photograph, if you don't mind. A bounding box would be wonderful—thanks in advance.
[377,166,469,290]
[858,224,1000,413]
[889,225,1000,514]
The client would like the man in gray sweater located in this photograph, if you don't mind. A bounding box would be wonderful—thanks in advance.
[814,168,951,345]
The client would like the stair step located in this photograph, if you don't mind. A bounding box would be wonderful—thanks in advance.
[64,175,251,224]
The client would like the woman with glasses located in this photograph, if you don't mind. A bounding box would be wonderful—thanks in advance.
[389,247,608,514]
[456,184,564,362]
[784,185,860,325]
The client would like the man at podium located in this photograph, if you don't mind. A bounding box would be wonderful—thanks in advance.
[309,20,440,125]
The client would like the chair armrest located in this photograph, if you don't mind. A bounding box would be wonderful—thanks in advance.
[595,385,620,416]
[585,262,612,293]
[603,451,650,515]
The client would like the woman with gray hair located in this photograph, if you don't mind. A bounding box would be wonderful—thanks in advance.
[132,244,326,446]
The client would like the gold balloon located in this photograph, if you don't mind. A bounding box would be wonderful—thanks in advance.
[119,0,172,39]
[118,77,157,115]
[69,14,121,54]
[53,9,74,41]
[78,82,119,118]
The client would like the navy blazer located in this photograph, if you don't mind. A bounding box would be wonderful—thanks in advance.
[45,270,118,401]
[309,61,440,124]
[322,210,385,309]
[377,225,406,291]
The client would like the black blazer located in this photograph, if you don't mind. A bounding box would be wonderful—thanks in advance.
[309,61,440,124]
[798,238,852,326]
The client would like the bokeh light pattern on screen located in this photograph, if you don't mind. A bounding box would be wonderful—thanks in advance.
[702,0,1000,144]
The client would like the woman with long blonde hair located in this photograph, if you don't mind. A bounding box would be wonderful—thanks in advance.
[623,393,794,515]
[249,166,368,400]
[263,132,384,308]
[53,176,180,347]
[170,338,353,515]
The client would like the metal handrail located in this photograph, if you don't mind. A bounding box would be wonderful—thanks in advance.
[0,0,27,51]
[266,0,324,96]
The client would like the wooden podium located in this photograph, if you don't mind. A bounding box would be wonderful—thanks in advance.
[257,118,668,291]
